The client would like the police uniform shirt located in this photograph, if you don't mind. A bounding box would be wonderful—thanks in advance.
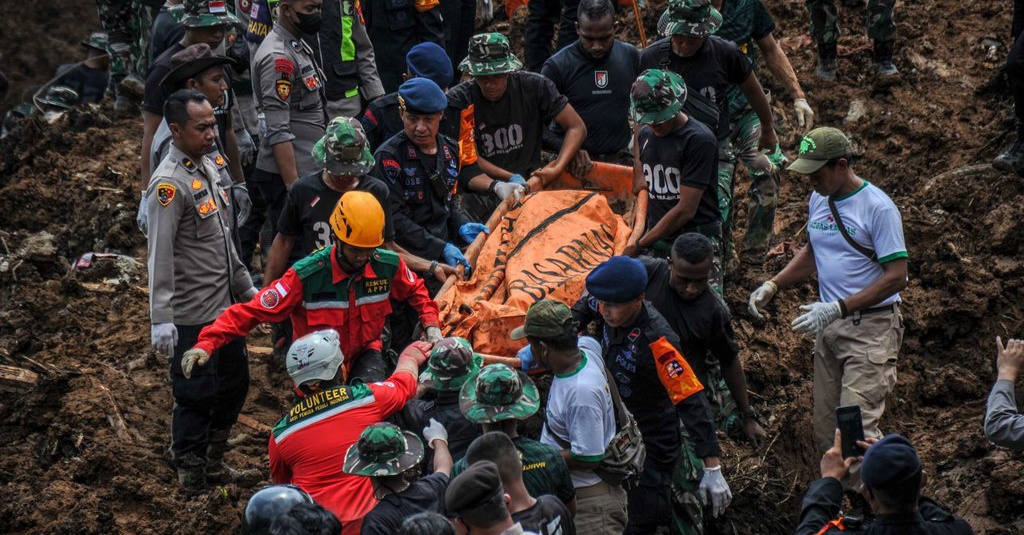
[147,144,253,325]
[541,40,640,155]
[253,23,327,177]
[277,172,396,262]
[447,71,568,176]
[373,131,478,261]
[639,36,752,139]
[639,256,739,384]
[637,118,720,238]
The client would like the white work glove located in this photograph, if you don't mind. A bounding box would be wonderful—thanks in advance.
[794,98,814,129]
[136,191,148,237]
[791,301,842,335]
[480,0,494,23]
[492,180,525,201]
[230,184,252,226]
[698,465,733,518]
[747,281,778,321]
[425,326,443,344]
[181,347,211,379]
[151,323,178,356]
[423,418,448,448]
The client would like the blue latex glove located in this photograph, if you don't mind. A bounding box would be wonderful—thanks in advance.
[459,222,490,244]
[443,243,471,276]
[508,174,527,185]
[516,345,536,372]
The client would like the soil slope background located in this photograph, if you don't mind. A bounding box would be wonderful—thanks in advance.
[2,0,1024,533]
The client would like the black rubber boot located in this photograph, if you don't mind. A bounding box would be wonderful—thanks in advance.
[873,40,899,76]
[206,428,262,486]
[816,42,838,80]
[994,137,1024,176]
[176,453,208,495]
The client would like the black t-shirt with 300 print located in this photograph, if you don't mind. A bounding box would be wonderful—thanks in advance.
[277,173,395,263]
[637,117,719,239]
[447,71,568,175]
[639,35,752,139]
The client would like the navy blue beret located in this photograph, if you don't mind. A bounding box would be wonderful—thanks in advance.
[398,78,447,114]
[861,434,922,488]
[586,256,648,303]
[407,42,454,89]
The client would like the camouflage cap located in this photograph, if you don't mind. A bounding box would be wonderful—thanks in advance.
[510,299,576,340]
[181,0,241,28]
[342,423,425,477]
[80,32,109,52]
[39,85,80,110]
[420,337,483,392]
[312,117,376,176]
[660,0,722,37]
[458,33,523,76]
[459,363,540,423]
[630,69,687,125]
[788,127,852,174]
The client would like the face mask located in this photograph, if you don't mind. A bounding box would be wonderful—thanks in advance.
[295,11,323,34]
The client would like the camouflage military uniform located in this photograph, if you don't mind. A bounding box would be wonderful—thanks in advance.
[806,0,896,47]
[714,0,788,263]
[95,0,151,93]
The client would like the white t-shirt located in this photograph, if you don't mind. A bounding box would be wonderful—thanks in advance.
[540,336,617,489]
[807,181,907,305]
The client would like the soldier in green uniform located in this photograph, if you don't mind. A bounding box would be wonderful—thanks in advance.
[453,363,578,512]
[807,0,898,79]
[94,0,151,109]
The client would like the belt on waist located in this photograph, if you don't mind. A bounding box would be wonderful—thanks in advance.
[576,481,614,499]
[856,302,899,316]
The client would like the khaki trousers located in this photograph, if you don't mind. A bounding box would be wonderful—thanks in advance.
[575,481,628,535]
[812,304,904,485]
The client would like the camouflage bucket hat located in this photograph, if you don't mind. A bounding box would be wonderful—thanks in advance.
[81,32,109,52]
[660,0,722,37]
[458,33,523,76]
[39,86,80,110]
[420,337,483,392]
[181,0,241,28]
[342,423,425,476]
[312,117,376,176]
[459,364,540,423]
[630,69,687,124]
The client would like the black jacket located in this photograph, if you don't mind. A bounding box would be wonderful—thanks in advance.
[796,478,975,535]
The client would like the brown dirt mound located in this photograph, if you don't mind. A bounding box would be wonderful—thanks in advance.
[2,0,1024,533]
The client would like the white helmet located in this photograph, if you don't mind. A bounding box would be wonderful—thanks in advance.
[286,329,345,386]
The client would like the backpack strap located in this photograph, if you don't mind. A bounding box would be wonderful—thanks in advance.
[827,196,877,262]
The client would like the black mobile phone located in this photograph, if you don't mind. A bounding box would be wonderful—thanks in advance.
[835,405,865,458]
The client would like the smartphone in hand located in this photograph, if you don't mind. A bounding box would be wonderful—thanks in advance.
[836,405,865,458]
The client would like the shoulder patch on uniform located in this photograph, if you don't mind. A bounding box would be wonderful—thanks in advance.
[276,79,292,100]
[274,57,294,76]
[157,183,176,207]
[292,247,334,279]
[380,157,401,183]
[260,288,281,308]
[372,248,400,266]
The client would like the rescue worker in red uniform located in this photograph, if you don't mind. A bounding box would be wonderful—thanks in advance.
[181,190,442,383]
[268,329,434,535]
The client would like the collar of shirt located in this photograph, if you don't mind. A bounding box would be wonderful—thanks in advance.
[329,244,380,284]
[606,303,651,346]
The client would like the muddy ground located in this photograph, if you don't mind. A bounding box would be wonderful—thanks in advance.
[2,0,1024,533]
